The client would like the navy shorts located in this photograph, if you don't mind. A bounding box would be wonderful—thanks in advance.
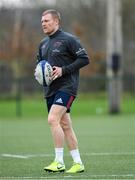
[46,91,75,113]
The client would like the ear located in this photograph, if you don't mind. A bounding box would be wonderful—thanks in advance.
[55,18,59,26]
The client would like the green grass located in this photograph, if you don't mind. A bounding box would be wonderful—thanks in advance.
[0,93,135,179]
[0,115,135,179]
[0,93,135,118]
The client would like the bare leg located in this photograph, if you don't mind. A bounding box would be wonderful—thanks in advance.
[60,113,83,165]
[60,113,78,150]
[48,104,67,148]
[45,106,83,172]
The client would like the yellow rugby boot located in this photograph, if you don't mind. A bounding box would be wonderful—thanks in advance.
[66,162,85,173]
[44,161,65,172]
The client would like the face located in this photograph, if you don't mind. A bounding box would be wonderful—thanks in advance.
[41,13,59,35]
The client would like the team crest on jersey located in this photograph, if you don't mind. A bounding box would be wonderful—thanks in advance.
[53,41,63,48]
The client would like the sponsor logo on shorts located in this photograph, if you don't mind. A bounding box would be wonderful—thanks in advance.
[56,98,63,104]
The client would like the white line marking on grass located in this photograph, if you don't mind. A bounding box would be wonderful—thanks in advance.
[85,152,135,156]
[1,154,28,159]
[1,174,135,179]
[1,152,135,159]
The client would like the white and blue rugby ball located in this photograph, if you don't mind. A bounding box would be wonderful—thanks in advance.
[34,60,53,86]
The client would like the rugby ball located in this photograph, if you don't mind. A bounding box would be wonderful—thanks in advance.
[34,60,53,86]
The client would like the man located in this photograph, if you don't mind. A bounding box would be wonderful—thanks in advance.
[37,9,89,173]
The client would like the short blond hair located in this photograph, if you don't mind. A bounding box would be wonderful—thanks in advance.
[42,9,61,24]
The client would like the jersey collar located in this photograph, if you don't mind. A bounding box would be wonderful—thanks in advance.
[49,29,62,39]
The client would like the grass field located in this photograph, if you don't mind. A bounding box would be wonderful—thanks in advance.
[0,93,135,179]
[0,115,135,179]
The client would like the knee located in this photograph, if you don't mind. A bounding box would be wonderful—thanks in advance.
[60,122,70,131]
[48,115,58,127]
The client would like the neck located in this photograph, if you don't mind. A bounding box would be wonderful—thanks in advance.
[49,26,59,36]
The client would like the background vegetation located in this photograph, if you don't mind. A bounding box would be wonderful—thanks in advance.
[0,0,135,96]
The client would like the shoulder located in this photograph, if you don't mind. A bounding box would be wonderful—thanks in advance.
[39,37,49,48]
[60,30,79,41]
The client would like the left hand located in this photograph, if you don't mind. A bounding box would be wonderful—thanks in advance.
[52,66,62,80]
